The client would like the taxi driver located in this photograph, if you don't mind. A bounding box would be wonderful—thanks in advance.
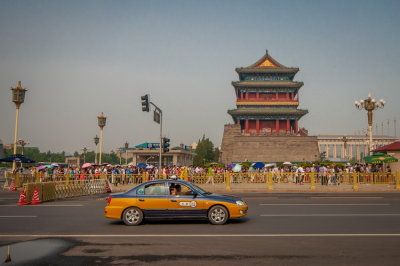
[171,184,182,195]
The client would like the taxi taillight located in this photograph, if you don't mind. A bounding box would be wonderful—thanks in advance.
[106,196,112,205]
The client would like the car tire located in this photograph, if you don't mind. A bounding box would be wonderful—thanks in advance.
[208,205,229,225]
[122,207,143,226]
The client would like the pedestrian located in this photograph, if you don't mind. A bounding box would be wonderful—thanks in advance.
[205,167,215,185]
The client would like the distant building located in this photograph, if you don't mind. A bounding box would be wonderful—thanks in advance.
[65,157,80,168]
[317,135,400,161]
[120,142,196,166]
[190,142,198,150]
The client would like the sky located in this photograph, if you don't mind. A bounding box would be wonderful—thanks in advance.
[0,0,399,155]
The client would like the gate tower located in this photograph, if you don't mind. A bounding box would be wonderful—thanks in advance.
[221,50,319,164]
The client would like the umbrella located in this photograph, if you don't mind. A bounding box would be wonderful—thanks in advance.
[283,162,292,165]
[146,165,154,169]
[137,163,147,168]
[36,165,46,170]
[252,162,265,168]
[264,163,276,168]
[82,163,93,169]
[51,163,60,167]
[227,163,236,168]
[210,162,219,165]
[232,164,242,172]
[37,165,53,170]
[0,154,35,163]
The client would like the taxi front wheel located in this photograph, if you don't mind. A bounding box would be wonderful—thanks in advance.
[208,205,229,225]
[122,207,143,226]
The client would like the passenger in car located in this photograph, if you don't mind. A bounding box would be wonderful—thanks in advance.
[171,184,181,195]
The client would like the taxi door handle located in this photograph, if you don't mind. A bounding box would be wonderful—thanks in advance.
[139,199,145,202]
[170,199,177,202]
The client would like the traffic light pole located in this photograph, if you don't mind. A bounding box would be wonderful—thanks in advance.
[150,102,162,176]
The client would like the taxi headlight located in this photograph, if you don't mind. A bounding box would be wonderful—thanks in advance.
[236,200,245,206]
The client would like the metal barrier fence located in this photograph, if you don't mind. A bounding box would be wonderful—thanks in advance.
[22,179,107,203]
[5,171,400,190]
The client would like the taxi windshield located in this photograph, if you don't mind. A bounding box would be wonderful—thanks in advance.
[189,183,211,195]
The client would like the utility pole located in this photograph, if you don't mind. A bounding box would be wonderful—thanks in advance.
[141,94,164,176]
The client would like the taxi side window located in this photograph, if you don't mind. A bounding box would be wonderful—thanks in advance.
[136,186,145,195]
[169,183,193,196]
[144,183,167,196]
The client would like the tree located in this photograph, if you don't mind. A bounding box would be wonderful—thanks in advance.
[193,135,217,166]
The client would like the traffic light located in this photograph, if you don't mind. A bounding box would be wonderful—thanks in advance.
[162,137,170,153]
[141,94,149,112]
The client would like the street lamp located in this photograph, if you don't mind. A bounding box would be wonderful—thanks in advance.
[17,139,29,168]
[17,139,29,155]
[94,135,99,164]
[82,147,88,164]
[97,112,107,164]
[124,141,129,164]
[146,156,155,164]
[118,148,122,165]
[355,93,385,154]
[10,81,27,171]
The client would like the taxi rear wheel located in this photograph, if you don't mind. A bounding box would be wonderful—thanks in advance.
[122,207,143,226]
[208,205,229,225]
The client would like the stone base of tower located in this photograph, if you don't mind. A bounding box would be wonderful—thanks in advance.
[221,124,319,164]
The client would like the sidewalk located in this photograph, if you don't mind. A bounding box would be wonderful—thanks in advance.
[110,182,400,193]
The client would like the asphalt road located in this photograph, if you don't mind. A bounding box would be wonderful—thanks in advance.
[1,190,400,265]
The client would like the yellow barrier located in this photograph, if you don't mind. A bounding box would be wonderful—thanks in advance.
[310,172,316,190]
[9,171,400,191]
[225,172,231,190]
[23,179,107,202]
[267,172,273,190]
[396,172,400,190]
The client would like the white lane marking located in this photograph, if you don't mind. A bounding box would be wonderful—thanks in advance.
[0,216,37,218]
[0,204,84,207]
[1,234,400,238]
[260,204,391,206]
[311,197,384,199]
[260,214,400,217]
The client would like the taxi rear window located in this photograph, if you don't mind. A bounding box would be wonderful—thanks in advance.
[137,183,167,196]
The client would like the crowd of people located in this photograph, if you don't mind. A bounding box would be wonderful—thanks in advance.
[6,162,392,186]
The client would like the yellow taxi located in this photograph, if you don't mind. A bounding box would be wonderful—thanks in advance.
[105,179,248,225]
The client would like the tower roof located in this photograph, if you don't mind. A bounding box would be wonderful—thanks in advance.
[236,50,299,74]
[232,81,303,88]
[228,107,308,116]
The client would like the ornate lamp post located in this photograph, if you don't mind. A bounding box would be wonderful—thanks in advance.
[97,112,107,164]
[17,139,29,155]
[17,139,29,168]
[11,81,27,171]
[124,141,129,164]
[355,93,385,154]
[94,135,99,164]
